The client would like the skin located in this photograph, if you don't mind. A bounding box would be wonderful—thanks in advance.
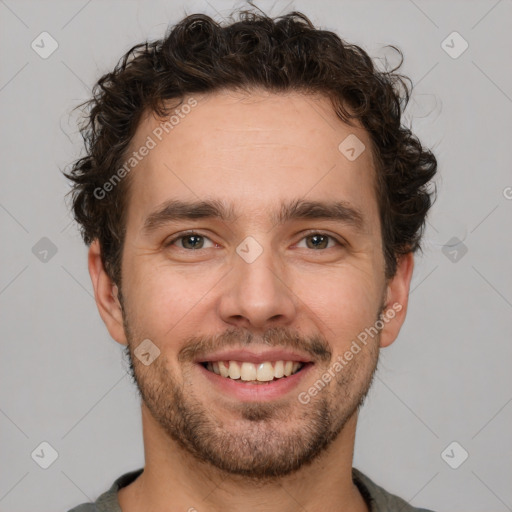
[88,88,414,512]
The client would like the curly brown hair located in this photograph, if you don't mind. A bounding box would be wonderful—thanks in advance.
[65,7,437,288]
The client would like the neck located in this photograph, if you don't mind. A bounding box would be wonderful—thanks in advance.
[118,404,369,512]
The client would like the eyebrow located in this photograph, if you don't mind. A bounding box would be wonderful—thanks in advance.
[142,198,365,234]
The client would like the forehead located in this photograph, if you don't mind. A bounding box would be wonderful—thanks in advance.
[125,89,379,231]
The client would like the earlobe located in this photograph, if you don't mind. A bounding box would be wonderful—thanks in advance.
[379,252,415,348]
[88,240,128,346]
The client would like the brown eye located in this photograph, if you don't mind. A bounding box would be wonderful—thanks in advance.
[307,234,329,249]
[166,232,215,250]
[180,234,205,249]
[297,233,341,250]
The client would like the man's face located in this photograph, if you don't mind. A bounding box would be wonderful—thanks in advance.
[114,89,390,480]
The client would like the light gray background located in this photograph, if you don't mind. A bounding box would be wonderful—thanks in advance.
[1,0,511,511]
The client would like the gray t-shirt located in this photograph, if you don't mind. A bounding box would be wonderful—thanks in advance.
[67,467,436,512]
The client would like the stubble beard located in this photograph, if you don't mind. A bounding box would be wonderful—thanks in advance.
[120,305,381,482]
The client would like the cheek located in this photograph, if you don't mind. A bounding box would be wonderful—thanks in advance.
[294,266,381,342]
[124,260,221,334]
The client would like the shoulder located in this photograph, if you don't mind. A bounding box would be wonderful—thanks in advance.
[352,467,437,512]
[65,468,144,512]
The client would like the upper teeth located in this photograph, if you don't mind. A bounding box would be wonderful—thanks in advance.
[205,360,304,381]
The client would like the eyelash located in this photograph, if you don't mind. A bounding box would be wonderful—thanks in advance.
[164,230,345,251]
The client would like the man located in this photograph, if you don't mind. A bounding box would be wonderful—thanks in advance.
[66,6,438,512]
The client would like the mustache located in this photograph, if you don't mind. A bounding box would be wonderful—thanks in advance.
[178,326,332,364]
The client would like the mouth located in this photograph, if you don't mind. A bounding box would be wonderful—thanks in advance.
[196,358,314,401]
[193,346,315,400]
[200,359,308,385]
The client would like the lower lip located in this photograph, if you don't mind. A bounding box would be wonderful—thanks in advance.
[196,362,314,401]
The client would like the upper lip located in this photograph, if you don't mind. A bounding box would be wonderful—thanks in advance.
[195,348,313,364]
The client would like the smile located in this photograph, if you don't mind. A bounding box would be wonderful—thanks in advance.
[202,360,305,384]
[197,359,314,400]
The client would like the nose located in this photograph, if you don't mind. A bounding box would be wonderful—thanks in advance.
[217,241,297,332]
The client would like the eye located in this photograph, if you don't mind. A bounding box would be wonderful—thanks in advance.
[164,231,344,252]
[296,232,343,250]
[165,231,216,250]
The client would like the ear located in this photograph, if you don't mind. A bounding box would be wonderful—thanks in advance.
[88,239,128,346]
[379,252,415,348]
